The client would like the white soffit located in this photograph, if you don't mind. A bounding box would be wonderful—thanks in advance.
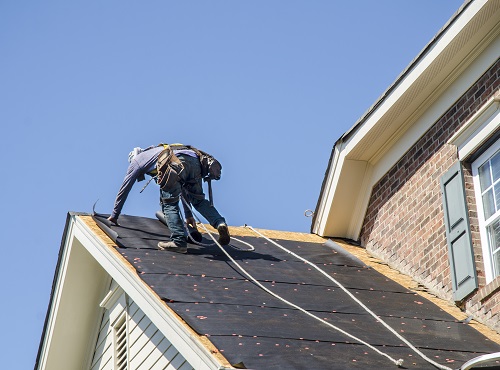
[72,216,225,370]
[344,0,499,163]
[314,0,500,238]
[36,217,110,370]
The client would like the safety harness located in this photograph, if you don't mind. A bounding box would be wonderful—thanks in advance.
[140,143,222,208]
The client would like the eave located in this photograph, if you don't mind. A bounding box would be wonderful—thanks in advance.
[313,0,500,239]
[34,213,228,370]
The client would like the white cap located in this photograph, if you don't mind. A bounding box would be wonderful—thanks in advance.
[128,147,143,163]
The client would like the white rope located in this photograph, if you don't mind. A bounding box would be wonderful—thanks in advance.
[227,236,255,251]
[173,196,449,368]
[245,225,453,370]
[190,220,404,368]
[178,197,254,251]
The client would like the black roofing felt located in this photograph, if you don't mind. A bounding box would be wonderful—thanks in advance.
[92,214,500,369]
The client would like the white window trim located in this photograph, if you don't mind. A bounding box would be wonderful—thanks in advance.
[99,280,122,310]
[472,137,500,283]
[100,284,130,370]
[449,91,500,160]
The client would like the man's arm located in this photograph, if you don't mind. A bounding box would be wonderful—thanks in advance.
[108,162,142,224]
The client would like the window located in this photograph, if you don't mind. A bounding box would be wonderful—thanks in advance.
[473,138,500,282]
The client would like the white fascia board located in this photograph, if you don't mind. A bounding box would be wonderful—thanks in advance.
[314,0,499,239]
[312,144,344,235]
[343,0,489,157]
[72,215,224,370]
[36,219,75,370]
[371,35,500,182]
[36,217,110,370]
[313,142,371,239]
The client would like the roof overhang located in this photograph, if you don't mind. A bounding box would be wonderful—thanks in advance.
[313,0,500,239]
[34,213,110,370]
[35,214,227,370]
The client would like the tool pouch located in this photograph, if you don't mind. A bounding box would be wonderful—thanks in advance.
[156,146,184,190]
[186,146,222,181]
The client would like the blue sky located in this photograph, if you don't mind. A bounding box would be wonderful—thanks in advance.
[0,1,464,368]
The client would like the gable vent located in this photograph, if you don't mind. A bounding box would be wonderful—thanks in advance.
[114,313,128,370]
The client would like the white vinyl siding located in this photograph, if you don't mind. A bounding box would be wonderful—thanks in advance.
[91,288,193,370]
[91,302,119,370]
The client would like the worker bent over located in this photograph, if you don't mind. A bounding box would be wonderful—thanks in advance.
[108,144,230,253]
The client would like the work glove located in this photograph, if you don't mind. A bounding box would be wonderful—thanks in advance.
[185,217,203,243]
[185,217,196,228]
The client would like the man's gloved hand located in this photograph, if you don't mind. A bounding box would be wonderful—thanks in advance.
[185,217,197,228]
[107,216,118,226]
[185,217,203,242]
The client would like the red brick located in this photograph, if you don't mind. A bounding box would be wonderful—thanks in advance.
[360,59,500,328]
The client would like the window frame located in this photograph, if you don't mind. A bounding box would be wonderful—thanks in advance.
[472,136,500,283]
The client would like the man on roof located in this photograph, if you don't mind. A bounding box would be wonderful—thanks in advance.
[107,144,230,254]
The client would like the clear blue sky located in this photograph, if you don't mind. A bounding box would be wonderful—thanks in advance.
[0,1,464,368]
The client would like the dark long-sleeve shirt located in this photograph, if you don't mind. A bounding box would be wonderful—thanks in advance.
[111,146,195,220]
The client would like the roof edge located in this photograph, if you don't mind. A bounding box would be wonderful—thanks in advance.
[34,212,73,370]
[340,0,473,143]
[312,0,498,238]
[75,215,230,370]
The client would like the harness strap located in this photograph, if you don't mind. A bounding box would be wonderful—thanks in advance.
[152,143,195,178]
[159,143,190,151]
[182,188,205,200]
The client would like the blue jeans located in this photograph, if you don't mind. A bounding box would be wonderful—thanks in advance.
[160,154,225,247]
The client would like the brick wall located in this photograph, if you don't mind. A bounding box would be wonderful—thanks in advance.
[359,58,500,330]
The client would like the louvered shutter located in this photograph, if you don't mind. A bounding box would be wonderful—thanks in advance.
[441,161,478,302]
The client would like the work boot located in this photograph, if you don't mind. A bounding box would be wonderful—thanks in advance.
[157,241,188,254]
[217,223,230,245]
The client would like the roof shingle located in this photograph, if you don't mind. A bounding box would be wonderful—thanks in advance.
[90,213,500,369]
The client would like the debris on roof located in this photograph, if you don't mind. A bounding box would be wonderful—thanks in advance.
[89,213,500,369]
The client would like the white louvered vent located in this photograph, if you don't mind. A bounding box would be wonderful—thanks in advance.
[114,313,128,370]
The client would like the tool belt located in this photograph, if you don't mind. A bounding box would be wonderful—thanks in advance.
[156,142,221,191]
[156,144,185,190]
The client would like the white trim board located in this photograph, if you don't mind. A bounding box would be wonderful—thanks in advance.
[313,0,500,239]
[36,215,228,370]
[72,216,225,370]
[449,91,500,160]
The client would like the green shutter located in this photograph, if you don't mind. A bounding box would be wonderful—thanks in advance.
[441,161,478,302]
